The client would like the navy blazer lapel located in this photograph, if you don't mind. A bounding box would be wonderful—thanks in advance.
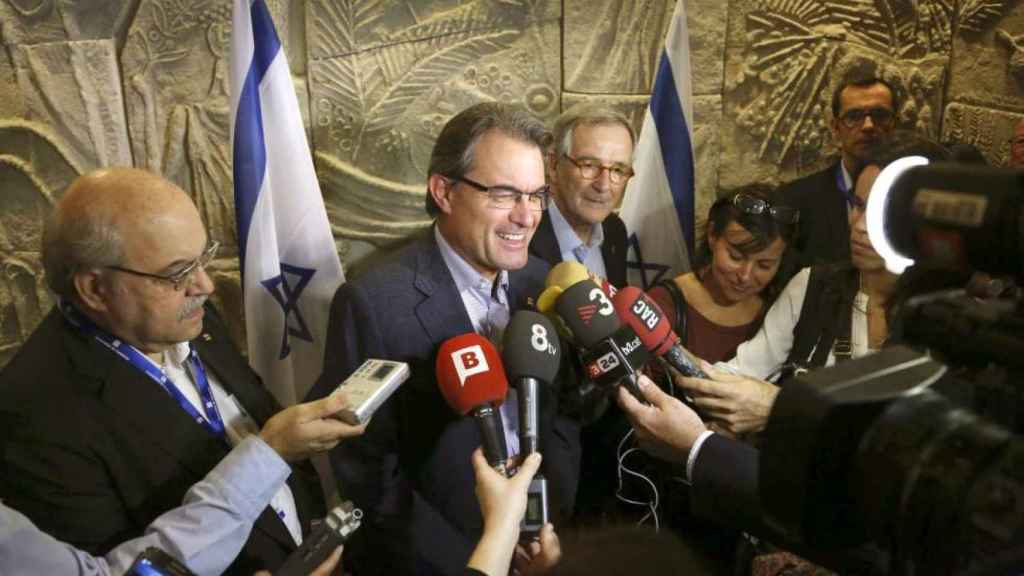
[61,324,229,479]
[530,209,562,265]
[413,233,474,346]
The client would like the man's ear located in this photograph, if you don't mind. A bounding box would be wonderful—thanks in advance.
[427,174,454,215]
[73,270,111,315]
[829,116,841,142]
[545,151,559,184]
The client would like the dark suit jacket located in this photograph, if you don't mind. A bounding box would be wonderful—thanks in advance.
[307,230,581,575]
[0,306,323,575]
[529,209,628,288]
[690,434,760,532]
[776,161,851,270]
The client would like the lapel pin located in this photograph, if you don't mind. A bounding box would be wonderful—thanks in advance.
[202,333,212,342]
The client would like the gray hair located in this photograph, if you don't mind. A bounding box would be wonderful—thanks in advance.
[425,102,550,216]
[42,208,124,299]
[552,102,636,159]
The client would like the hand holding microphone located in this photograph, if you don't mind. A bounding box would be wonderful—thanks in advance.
[437,334,511,475]
[610,286,709,380]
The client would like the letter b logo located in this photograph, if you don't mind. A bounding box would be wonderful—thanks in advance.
[452,344,488,386]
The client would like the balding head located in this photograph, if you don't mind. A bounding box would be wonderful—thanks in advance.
[43,168,198,300]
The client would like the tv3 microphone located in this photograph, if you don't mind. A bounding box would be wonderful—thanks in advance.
[502,310,561,457]
[437,334,510,475]
[612,286,709,380]
[537,261,618,340]
[552,280,650,402]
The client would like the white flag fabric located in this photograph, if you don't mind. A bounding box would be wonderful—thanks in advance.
[230,0,344,406]
[620,0,696,289]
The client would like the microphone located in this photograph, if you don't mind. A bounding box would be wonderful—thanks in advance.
[436,334,510,475]
[502,311,561,456]
[552,280,649,401]
[611,287,709,379]
[537,261,617,315]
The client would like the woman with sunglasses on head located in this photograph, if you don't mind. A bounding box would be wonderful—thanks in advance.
[648,184,799,367]
[677,131,951,437]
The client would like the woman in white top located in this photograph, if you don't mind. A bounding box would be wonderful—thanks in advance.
[677,132,950,435]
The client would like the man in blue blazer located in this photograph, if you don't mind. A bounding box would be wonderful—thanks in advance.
[308,103,581,575]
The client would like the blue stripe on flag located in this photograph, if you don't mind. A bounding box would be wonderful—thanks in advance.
[649,49,696,256]
[233,0,282,278]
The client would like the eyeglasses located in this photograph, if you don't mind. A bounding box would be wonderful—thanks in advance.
[838,107,895,129]
[1007,137,1024,147]
[561,154,634,185]
[733,194,800,224]
[450,175,549,212]
[107,240,220,291]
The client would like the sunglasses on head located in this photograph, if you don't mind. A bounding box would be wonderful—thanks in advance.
[732,193,800,224]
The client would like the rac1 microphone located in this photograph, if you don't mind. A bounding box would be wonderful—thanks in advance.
[503,311,561,456]
[437,334,510,475]
[612,286,709,379]
[553,280,649,401]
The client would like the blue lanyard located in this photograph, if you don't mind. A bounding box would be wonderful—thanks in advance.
[60,303,227,441]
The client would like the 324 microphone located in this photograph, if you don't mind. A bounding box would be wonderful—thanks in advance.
[437,334,511,475]
[502,310,561,456]
[552,280,649,401]
[612,286,709,380]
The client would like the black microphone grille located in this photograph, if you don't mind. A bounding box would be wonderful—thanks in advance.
[503,310,561,382]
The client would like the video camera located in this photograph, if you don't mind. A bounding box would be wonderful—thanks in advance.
[759,162,1024,575]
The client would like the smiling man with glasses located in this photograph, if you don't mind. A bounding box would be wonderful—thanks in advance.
[0,167,356,575]
[307,102,581,575]
[777,66,899,270]
[530,103,635,289]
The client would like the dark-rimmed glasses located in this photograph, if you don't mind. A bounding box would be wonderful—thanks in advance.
[1007,136,1024,147]
[562,154,634,185]
[838,107,895,129]
[733,194,800,224]
[107,240,220,291]
[450,175,549,212]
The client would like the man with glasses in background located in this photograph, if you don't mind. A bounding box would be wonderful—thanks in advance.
[1008,117,1024,167]
[307,102,580,575]
[0,168,366,575]
[777,67,898,268]
[530,103,635,289]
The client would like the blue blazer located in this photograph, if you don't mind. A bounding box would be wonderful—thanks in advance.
[308,230,581,575]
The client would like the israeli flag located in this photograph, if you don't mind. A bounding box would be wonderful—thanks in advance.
[620,0,696,290]
[230,0,344,406]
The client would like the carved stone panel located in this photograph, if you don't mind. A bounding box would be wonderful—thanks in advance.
[563,0,673,94]
[121,0,238,251]
[308,0,561,252]
[941,102,1024,166]
[0,0,137,45]
[949,1,1024,111]
[14,40,132,173]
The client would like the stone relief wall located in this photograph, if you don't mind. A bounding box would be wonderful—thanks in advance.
[0,0,1021,363]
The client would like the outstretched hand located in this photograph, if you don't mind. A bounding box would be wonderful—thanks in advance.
[675,362,779,435]
[259,393,367,462]
[617,374,707,463]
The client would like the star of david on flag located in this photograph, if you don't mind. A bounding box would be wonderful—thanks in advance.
[230,0,345,406]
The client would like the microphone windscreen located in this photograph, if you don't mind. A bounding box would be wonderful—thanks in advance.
[436,334,508,415]
[554,280,620,348]
[503,311,561,383]
[545,261,591,290]
[613,286,678,356]
[535,285,563,314]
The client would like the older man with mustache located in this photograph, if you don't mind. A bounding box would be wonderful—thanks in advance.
[0,168,343,575]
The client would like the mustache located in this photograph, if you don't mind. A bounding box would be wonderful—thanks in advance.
[179,295,208,320]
